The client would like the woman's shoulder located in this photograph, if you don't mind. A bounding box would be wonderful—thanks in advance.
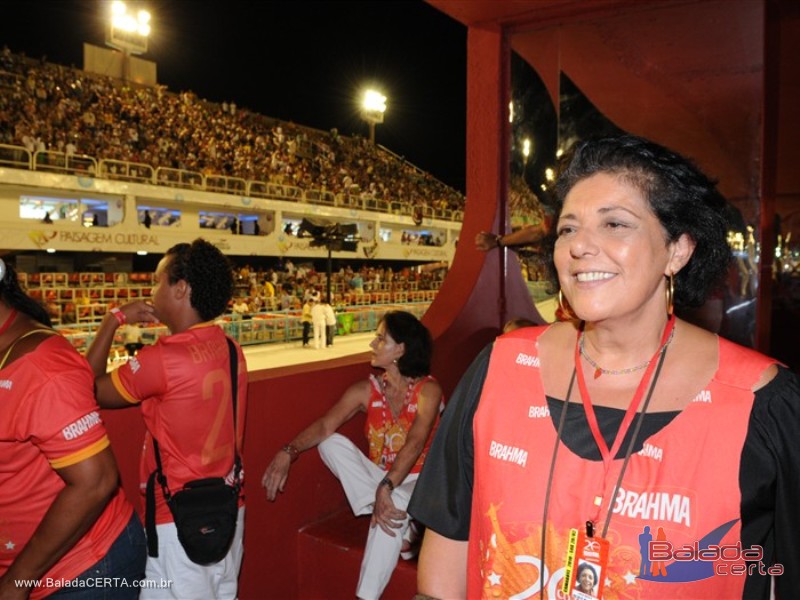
[353,376,382,406]
[419,375,443,397]
[694,321,780,390]
[671,318,779,392]
[513,320,579,359]
[496,321,574,352]
[674,318,719,363]
[3,327,86,377]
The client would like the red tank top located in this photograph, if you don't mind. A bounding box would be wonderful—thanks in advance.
[470,326,774,599]
[364,374,440,473]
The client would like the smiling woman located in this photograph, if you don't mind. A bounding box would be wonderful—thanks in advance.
[410,135,800,600]
[554,171,695,328]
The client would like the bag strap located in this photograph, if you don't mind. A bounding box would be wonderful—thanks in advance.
[145,469,160,557]
[146,336,241,557]
[228,337,242,486]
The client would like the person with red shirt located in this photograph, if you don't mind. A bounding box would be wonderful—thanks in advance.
[0,259,144,599]
[262,311,442,600]
[86,239,247,600]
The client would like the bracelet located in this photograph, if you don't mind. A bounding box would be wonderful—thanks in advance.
[281,444,300,463]
[495,234,504,248]
[110,307,127,326]
[378,476,395,493]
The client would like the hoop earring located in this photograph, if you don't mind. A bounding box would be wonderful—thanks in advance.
[557,289,575,320]
[665,273,674,316]
[0,258,5,282]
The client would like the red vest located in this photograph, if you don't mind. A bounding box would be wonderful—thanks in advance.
[364,374,440,473]
[469,326,774,599]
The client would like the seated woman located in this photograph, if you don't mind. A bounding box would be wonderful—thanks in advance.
[0,260,145,598]
[262,310,443,600]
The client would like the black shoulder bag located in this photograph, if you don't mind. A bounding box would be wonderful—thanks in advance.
[146,338,242,565]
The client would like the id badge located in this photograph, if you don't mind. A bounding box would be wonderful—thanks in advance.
[562,527,610,599]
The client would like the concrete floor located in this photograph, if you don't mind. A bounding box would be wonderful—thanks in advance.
[241,331,374,372]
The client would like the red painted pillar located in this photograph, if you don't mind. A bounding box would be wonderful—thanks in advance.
[423,24,536,396]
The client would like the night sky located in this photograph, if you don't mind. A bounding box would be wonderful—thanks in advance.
[1,0,468,192]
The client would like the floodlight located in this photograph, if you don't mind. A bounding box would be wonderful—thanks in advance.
[360,88,387,144]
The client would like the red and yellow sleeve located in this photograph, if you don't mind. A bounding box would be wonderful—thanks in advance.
[109,343,167,404]
[50,436,111,469]
[23,349,114,468]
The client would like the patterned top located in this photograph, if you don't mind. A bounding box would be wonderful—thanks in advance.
[364,373,440,473]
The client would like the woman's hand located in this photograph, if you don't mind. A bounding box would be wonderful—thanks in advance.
[261,452,292,501]
[371,484,407,536]
[475,231,499,252]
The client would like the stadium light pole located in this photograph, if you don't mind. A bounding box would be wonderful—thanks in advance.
[106,1,151,82]
[360,89,387,144]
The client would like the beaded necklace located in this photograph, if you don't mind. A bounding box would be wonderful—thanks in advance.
[381,373,417,420]
[579,324,675,379]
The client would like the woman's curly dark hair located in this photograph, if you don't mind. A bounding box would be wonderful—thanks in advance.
[551,135,731,309]
[164,239,234,321]
[382,310,432,378]
[0,260,52,327]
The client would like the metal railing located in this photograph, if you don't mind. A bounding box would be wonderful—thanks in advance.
[1,144,464,223]
[58,301,431,361]
[100,159,154,183]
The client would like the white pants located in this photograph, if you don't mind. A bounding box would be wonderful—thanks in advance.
[318,433,418,600]
[312,320,326,349]
[142,507,245,600]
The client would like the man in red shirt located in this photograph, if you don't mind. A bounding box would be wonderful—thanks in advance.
[86,239,247,600]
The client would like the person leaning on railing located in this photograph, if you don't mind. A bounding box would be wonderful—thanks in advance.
[474,221,548,252]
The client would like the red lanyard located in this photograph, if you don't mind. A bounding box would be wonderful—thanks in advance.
[574,315,676,520]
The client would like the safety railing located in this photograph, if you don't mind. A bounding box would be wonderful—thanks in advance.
[206,174,247,194]
[31,150,98,176]
[2,143,463,222]
[58,301,433,358]
[100,159,154,184]
[0,144,31,169]
[154,167,204,189]
[304,188,336,207]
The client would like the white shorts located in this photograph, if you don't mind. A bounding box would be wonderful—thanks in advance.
[141,507,245,599]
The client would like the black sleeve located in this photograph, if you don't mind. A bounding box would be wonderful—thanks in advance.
[408,344,493,540]
[740,366,800,600]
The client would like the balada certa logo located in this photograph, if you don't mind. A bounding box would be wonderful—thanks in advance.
[638,519,784,582]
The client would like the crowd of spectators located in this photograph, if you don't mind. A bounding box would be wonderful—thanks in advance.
[229,260,447,315]
[37,259,446,329]
[508,174,548,226]
[0,47,464,216]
